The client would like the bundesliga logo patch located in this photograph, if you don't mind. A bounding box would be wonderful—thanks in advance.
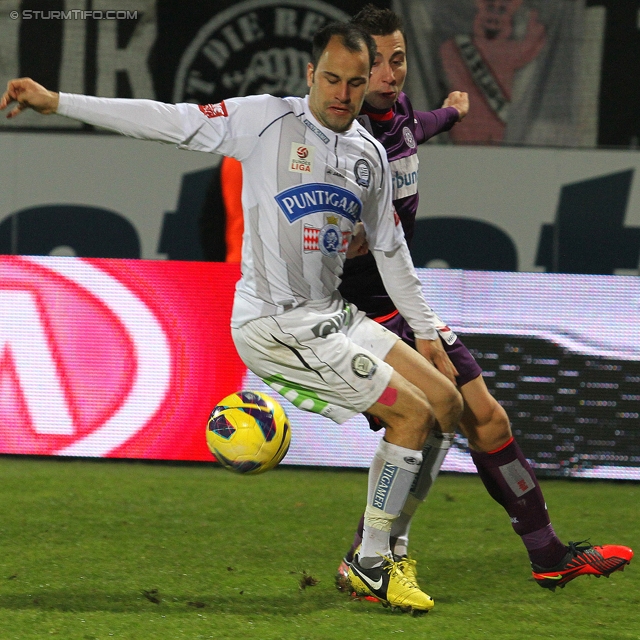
[289,143,315,174]
[198,102,228,118]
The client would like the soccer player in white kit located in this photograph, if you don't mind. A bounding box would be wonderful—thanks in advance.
[1,22,464,613]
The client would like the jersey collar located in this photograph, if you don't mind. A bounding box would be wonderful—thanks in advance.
[361,101,394,121]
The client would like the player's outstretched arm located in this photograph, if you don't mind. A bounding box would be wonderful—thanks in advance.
[1,80,222,150]
[0,78,59,118]
[413,91,469,142]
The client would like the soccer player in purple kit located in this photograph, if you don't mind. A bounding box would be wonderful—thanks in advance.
[338,4,633,598]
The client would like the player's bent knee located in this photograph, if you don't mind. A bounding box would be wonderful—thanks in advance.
[402,387,433,432]
[367,376,434,448]
[426,380,463,434]
[491,404,512,443]
[384,401,433,448]
[384,339,462,431]
[446,387,464,424]
[466,399,512,452]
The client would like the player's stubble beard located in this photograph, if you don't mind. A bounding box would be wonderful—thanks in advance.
[308,83,362,133]
[315,100,358,133]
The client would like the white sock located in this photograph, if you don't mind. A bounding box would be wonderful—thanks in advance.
[360,439,422,568]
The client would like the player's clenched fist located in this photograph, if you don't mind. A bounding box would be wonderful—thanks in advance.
[442,91,469,122]
[0,77,59,118]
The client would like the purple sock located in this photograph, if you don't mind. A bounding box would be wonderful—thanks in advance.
[470,438,567,568]
[346,514,365,563]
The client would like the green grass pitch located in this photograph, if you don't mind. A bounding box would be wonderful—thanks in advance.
[0,457,637,639]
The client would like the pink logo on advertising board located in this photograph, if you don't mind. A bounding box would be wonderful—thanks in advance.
[0,257,246,461]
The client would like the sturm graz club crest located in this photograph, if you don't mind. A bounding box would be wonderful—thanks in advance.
[354,158,371,187]
[351,353,377,379]
[173,0,350,103]
[318,220,342,256]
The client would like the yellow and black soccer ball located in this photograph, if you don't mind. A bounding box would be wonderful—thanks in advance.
[206,391,291,475]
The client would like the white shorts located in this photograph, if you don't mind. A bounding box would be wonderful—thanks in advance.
[231,296,400,424]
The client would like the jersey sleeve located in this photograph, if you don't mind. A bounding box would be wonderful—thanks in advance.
[57,93,287,160]
[371,244,439,340]
[414,106,459,144]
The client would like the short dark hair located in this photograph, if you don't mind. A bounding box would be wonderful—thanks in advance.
[350,4,406,47]
[310,22,377,71]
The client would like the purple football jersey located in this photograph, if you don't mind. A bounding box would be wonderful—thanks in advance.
[339,93,458,317]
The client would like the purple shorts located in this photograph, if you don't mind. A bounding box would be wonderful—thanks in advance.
[379,312,482,387]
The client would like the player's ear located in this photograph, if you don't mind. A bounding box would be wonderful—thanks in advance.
[307,62,315,88]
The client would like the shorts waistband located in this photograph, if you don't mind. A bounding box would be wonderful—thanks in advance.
[373,309,399,324]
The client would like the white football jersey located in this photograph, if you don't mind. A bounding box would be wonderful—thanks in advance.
[196,95,406,326]
[58,93,437,338]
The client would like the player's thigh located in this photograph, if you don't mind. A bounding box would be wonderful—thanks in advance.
[232,315,393,424]
[345,311,433,418]
[380,312,482,389]
[366,368,432,449]
[459,374,512,450]
[384,339,459,411]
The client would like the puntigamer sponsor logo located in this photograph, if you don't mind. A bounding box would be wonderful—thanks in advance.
[275,183,362,223]
[303,118,330,144]
[173,0,349,103]
[373,462,397,510]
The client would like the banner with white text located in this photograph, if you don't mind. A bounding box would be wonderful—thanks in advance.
[1,0,639,146]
